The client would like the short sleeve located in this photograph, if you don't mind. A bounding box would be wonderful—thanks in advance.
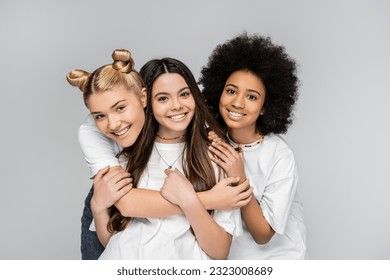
[78,115,123,178]
[259,150,298,234]
[213,209,243,237]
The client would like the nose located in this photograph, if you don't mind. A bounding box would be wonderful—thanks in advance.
[170,97,183,111]
[231,93,245,109]
[107,114,121,131]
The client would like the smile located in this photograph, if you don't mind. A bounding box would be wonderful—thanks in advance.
[168,113,187,120]
[113,125,130,136]
[227,109,245,118]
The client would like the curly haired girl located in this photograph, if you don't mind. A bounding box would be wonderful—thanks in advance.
[200,32,307,259]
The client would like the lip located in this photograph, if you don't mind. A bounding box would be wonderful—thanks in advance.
[226,108,246,120]
[112,125,131,137]
[167,113,187,121]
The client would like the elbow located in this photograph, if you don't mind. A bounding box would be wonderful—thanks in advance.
[208,234,232,260]
[209,249,230,260]
[252,230,275,245]
[253,236,272,245]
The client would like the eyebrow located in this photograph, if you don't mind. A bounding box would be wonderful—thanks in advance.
[154,86,190,97]
[225,83,261,96]
[90,99,126,115]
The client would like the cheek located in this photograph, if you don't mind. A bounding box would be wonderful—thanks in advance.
[95,121,108,134]
[135,112,145,127]
[219,94,230,108]
[188,99,196,111]
[218,101,226,114]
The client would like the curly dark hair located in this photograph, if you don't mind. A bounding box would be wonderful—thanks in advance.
[199,32,299,135]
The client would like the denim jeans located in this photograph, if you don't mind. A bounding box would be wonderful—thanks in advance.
[80,186,105,259]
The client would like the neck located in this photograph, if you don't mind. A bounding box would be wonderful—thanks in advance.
[227,128,262,144]
[155,131,186,143]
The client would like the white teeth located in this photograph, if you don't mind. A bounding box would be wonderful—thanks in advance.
[114,126,130,136]
[229,111,244,117]
[170,114,185,120]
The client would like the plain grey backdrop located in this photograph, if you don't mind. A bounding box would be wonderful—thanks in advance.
[1,0,389,259]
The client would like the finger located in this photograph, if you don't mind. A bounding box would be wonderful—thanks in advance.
[111,185,132,203]
[209,145,229,161]
[207,130,217,140]
[173,168,184,176]
[211,141,235,158]
[94,166,110,180]
[220,176,241,186]
[113,177,133,191]
[236,194,252,208]
[238,186,253,200]
[99,167,124,182]
[117,184,132,198]
[164,168,175,175]
[235,178,249,191]
[110,170,131,184]
[117,183,133,194]
[216,141,240,156]
[209,154,228,169]
[104,168,130,184]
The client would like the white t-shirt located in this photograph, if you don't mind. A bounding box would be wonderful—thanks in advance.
[228,134,307,260]
[78,115,123,179]
[99,142,242,260]
[78,115,125,231]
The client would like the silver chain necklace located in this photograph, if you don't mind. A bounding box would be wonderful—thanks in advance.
[154,143,184,169]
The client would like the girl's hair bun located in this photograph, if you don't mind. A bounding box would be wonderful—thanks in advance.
[112,49,135,73]
[66,69,90,92]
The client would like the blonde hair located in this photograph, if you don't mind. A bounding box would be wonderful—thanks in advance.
[67,49,144,106]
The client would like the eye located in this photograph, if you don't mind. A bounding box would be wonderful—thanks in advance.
[94,114,104,120]
[247,94,257,100]
[116,105,125,112]
[226,88,236,95]
[157,96,169,102]
[180,91,191,98]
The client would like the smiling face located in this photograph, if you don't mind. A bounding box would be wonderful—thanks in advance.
[219,70,266,140]
[87,87,146,148]
[151,73,195,140]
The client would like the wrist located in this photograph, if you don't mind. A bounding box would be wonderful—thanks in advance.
[180,192,203,212]
[91,199,107,216]
[197,191,212,210]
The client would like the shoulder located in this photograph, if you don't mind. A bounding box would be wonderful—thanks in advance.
[264,134,295,157]
[78,114,99,134]
[78,114,121,153]
[262,134,297,173]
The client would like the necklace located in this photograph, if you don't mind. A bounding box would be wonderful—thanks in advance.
[154,143,184,169]
[156,133,185,141]
[227,133,264,149]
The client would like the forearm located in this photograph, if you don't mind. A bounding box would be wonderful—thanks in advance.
[181,195,232,259]
[241,195,275,244]
[91,209,112,247]
[115,188,183,218]
[197,191,213,210]
[115,187,233,218]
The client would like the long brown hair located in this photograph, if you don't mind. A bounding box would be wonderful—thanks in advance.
[108,57,227,232]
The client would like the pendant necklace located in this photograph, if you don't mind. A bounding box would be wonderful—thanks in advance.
[154,143,184,169]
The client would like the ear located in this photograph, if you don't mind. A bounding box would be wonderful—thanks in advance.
[140,87,147,108]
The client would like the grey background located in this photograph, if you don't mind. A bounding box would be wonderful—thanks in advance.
[1,0,389,259]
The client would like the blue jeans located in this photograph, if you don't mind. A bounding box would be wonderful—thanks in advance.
[80,186,105,259]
